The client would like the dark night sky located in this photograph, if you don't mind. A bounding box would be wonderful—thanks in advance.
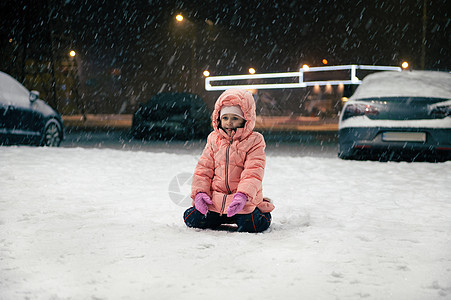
[2,0,450,69]
[0,0,450,113]
[69,0,450,70]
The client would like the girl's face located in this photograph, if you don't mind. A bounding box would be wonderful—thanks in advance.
[220,114,245,135]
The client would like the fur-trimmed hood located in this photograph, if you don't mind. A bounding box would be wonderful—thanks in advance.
[211,89,256,140]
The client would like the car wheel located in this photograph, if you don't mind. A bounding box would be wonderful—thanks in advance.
[41,121,62,147]
[337,143,352,160]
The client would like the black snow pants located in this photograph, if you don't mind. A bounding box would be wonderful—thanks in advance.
[183,207,271,233]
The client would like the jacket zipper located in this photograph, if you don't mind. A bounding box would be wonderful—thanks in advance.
[221,139,233,215]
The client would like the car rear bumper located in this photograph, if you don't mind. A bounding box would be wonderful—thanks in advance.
[338,127,451,161]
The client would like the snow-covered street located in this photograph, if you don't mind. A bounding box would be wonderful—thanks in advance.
[1,146,450,299]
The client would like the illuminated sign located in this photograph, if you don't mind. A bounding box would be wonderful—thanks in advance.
[205,65,402,91]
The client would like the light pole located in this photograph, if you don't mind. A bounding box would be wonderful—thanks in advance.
[175,14,197,93]
[68,50,85,120]
[420,0,427,69]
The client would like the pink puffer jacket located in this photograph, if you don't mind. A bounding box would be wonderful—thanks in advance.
[191,89,275,215]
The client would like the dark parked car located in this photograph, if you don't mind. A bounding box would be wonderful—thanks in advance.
[338,70,451,162]
[131,92,212,140]
[0,71,64,146]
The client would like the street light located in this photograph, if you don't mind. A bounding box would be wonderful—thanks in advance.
[203,70,210,77]
[175,14,184,22]
[175,13,197,93]
[248,67,256,74]
[401,61,409,69]
[67,49,85,120]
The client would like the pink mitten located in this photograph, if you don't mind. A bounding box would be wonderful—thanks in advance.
[194,192,213,215]
[227,192,247,217]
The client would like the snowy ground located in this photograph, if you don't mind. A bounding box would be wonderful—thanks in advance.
[1,146,450,300]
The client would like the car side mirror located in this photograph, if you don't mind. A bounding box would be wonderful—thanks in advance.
[29,90,40,103]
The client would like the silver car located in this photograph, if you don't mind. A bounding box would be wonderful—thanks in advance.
[338,70,451,162]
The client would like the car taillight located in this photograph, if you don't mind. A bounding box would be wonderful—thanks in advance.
[342,103,378,120]
[430,105,450,119]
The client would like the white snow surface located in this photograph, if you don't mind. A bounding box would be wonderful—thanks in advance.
[1,147,451,300]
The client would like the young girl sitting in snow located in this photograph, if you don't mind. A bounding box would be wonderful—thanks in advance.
[183,89,274,233]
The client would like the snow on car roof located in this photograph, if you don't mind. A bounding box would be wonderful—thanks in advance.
[0,71,29,98]
[350,70,451,100]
